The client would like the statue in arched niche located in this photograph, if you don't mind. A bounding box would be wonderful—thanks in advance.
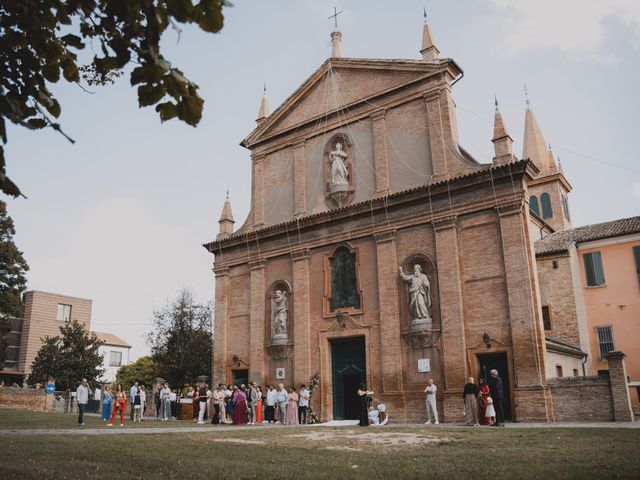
[399,264,432,329]
[271,289,288,343]
[329,142,350,192]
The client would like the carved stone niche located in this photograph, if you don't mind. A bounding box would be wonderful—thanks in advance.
[324,133,355,208]
[402,329,441,349]
[266,343,294,360]
[399,253,440,334]
[266,280,292,358]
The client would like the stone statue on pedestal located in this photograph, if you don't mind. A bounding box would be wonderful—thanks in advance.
[271,290,288,344]
[329,143,349,192]
[399,264,432,330]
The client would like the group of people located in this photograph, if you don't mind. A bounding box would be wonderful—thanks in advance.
[99,381,148,426]
[188,382,311,426]
[421,369,506,427]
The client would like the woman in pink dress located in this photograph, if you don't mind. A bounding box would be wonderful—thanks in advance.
[285,387,299,426]
[232,385,249,425]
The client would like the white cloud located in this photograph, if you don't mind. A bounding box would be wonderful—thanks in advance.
[487,0,640,62]
[632,183,640,199]
[27,197,212,359]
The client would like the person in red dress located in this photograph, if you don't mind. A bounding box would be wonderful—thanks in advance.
[255,386,264,424]
[108,384,126,427]
[478,377,491,426]
[232,385,249,425]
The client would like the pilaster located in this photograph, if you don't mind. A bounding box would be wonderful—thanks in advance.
[252,154,265,227]
[434,216,467,422]
[249,260,266,385]
[293,140,307,216]
[374,230,402,392]
[423,88,463,177]
[606,351,634,422]
[213,264,230,385]
[291,249,311,385]
[371,110,390,197]
[498,202,552,421]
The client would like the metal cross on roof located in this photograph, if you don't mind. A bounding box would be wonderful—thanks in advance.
[329,7,343,29]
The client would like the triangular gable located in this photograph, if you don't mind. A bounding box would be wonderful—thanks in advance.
[242,58,444,148]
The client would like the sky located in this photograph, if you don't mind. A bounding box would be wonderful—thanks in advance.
[5,0,640,360]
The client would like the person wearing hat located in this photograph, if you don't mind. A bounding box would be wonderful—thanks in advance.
[487,369,505,426]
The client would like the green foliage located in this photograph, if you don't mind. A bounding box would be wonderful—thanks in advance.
[0,200,29,368]
[27,320,105,391]
[0,0,230,198]
[147,288,211,389]
[115,355,159,388]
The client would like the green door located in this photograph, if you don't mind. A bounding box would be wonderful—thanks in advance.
[331,337,366,420]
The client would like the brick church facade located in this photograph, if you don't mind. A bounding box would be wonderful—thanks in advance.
[204,20,627,422]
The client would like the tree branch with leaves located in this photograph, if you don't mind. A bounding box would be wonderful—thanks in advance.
[0,0,230,197]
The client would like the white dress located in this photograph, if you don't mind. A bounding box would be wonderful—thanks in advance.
[485,397,496,418]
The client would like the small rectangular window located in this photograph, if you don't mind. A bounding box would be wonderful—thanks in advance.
[633,246,640,284]
[556,365,563,377]
[109,351,122,367]
[541,306,552,331]
[596,325,615,359]
[597,369,610,379]
[583,252,605,287]
[573,369,579,377]
[56,304,72,322]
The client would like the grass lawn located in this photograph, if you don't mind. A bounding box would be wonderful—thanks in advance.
[0,408,205,430]
[1,411,639,479]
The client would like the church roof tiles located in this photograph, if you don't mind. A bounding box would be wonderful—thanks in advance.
[534,216,640,256]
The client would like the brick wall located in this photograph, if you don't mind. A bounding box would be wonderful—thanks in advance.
[547,377,613,421]
[0,387,49,412]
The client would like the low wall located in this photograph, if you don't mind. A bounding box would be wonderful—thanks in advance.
[548,376,613,422]
[0,387,70,413]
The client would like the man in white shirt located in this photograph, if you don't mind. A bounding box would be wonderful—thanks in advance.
[298,384,310,424]
[76,378,89,426]
[275,383,287,423]
[424,379,439,425]
[129,382,138,420]
[266,385,277,423]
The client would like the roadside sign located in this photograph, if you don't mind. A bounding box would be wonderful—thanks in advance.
[45,384,55,394]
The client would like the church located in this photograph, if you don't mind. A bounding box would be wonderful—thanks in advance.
[204,17,614,423]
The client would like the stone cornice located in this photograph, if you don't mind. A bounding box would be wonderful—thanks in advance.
[213,265,230,277]
[204,160,532,254]
[290,248,310,261]
[527,171,572,192]
[249,259,266,271]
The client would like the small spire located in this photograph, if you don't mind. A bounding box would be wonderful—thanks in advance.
[524,84,530,107]
[492,97,514,164]
[256,83,270,123]
[420,9,440,61]
[217,191,235,239]
[423,6,427,22]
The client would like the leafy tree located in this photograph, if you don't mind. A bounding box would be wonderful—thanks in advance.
[147,288,211,388]
[28,320,105,390]
[115,355,159,389]
[0,0,230,197]
[0,199,29,368]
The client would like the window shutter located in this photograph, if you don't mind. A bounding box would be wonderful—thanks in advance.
[592,251,605,285]
[584,253,595,286]
[633,246,640,279]
[540,193,553,219]
[529,195,540,215]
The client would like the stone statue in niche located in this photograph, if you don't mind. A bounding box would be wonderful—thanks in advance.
[329,142,349,192]
[399,264,432,331]
[271,289,288,344]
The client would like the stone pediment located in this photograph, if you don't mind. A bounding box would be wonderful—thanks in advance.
[241,58,453,149]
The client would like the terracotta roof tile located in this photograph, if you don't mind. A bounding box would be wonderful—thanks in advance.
[535,216,640,256]
[93,331,131,348]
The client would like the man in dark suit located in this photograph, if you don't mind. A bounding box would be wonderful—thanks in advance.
[487,369,505,426]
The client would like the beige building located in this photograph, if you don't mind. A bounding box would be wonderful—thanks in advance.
[19,291,92,376]
[202,20,633,423]
[535,217,640,405]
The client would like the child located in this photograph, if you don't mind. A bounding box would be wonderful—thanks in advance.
[133,390,142,422]
[485,396,496,425]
